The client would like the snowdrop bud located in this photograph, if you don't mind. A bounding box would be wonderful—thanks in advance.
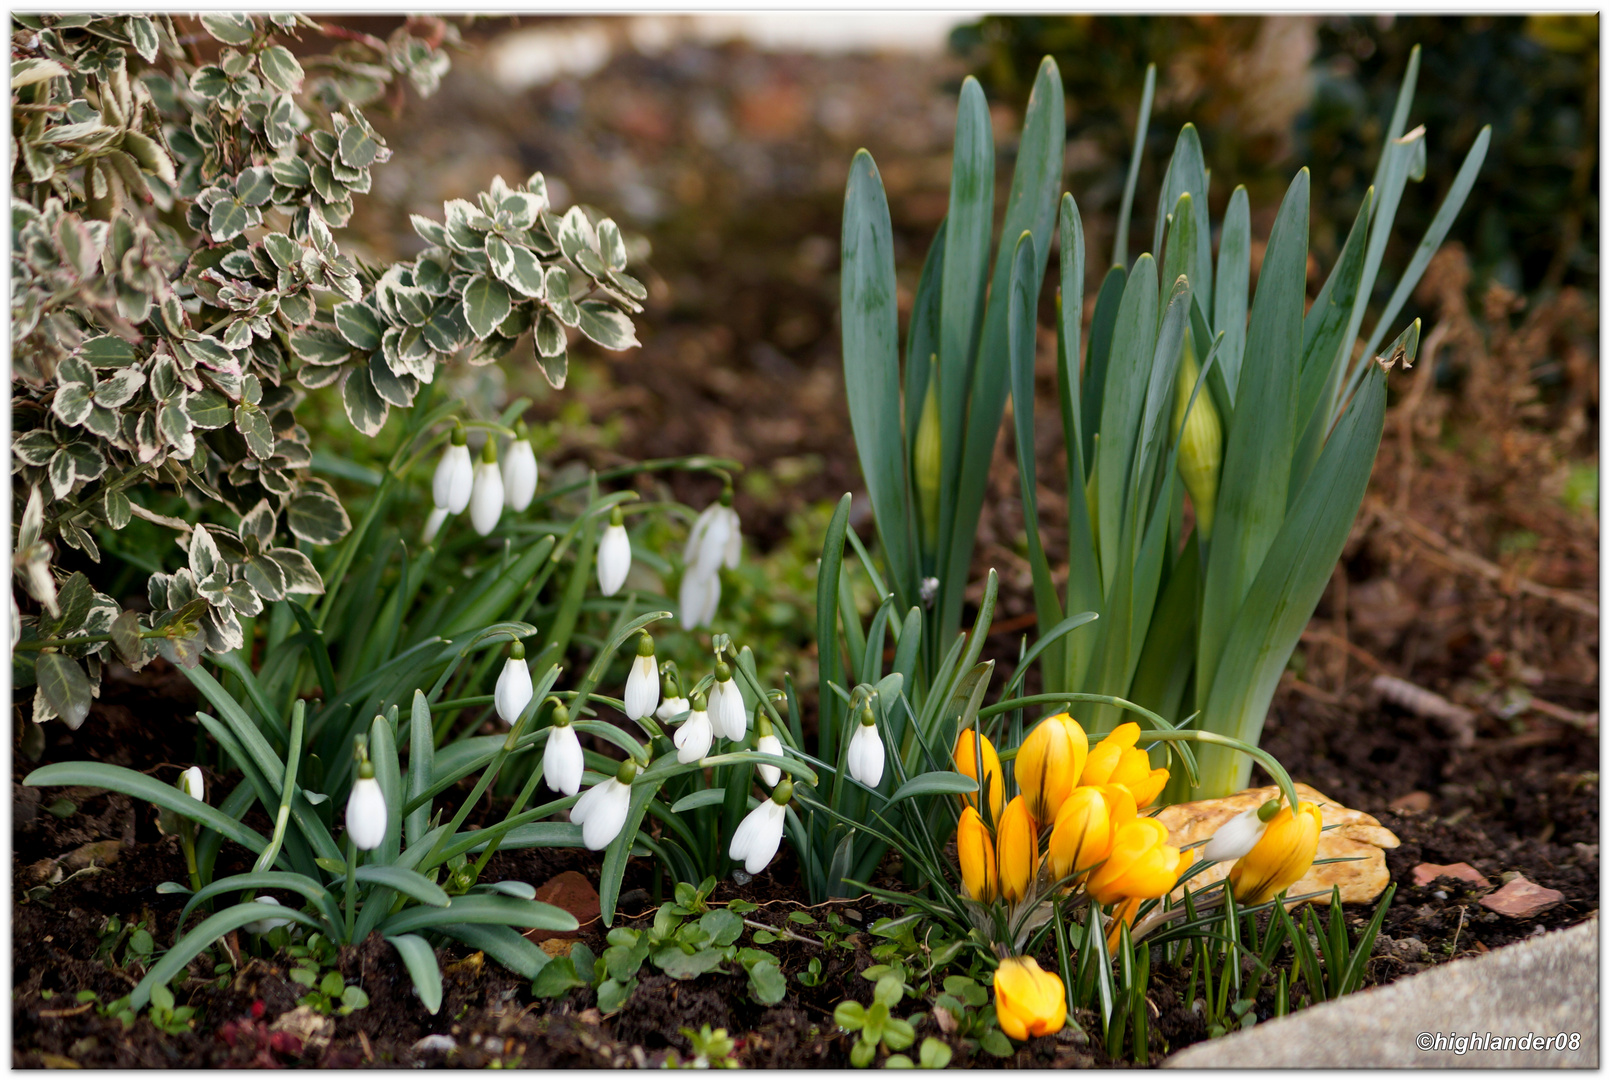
[543,704,583,796]
[179,765,205,804]
[755,713,783,788]
[422,506,448,544]
[622,633,660,722]
[502,422,539,512]
[433,429,473,514]
[728,778,791,874]
[1202,802,1277,863]
[674,692,714,764]
[470,440,504,536]
[711,661,747,741]
[346,761,387,851]
[847,706,885,787]
[494,641,532,726]
[244,895,292,936]
[570,759,637,851]
[657,671,690,723]
[597,507,631,596]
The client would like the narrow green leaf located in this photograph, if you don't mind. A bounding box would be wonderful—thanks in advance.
[380,894,577,936]
[1113,63,1156,268]
[25,761,269,856]
[131,903,321,1009]
[386,934,444,1014]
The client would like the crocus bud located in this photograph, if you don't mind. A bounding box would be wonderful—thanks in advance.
[597,506,631,597]
[754,712,783,788]
[957,805,998,904]
[1080,722,1169,808]
[494,641,532,726]
[623,633,659,721]
[502,422,539,512]
[674,692,713,764]
[470,439,504,536]
[1228,801,1323,905]
[997,795,1037,904]
[1172,334,1223,540]
[846,705,884,787]
[1015,713,1089,825]
[433,428,473,514]
[543,704,584,796]
[728,778,791,874]
[710,661,747,742]
[180,765,205,804]
[346,760,387,852]
[1201,799,1280,863]
[1085,817,1182,906]
[570,759,637,850]
[993,957,1067,1041]
[953,728,1005,824]
[913,356,941,549]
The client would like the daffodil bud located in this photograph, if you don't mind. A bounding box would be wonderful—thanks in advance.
[755,712,784,788]
[1172,333,1223,540]
[728,778,790,874]
[502,421,539,512]
[993,957,1067,1041]
[1085,817,1183,906]
[952,728,1005,824]
[494,640,532,726]
[433,427,473,514]
[470,439,504,536]
[346,759,387,852]
[956,805,998,903]
[1228,801,1323,905]
[710,661,747,741]
[847,705,884,787]
[597,506,631,597]
[571,759,637,850]
[1080,722,1169,808]
[1201,800,1279,863]
[543,703,583,796]
[913,356,941,549]
[674,692,714,764]
[997,795,1037,904]
[1015,713,1089,825]
[623,632,659,721]
[179,765,205,804]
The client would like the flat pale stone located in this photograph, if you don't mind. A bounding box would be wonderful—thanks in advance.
[1154,783,1399,904]
[1164,918,1598,1068]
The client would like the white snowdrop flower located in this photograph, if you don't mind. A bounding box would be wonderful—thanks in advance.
[346,767,388,851]
[494,641,532,726]
[597,508,631,597]
[623,633,659,722]
[433,431,473,514]
[502,426,539,512]
[673,693,714,764]
[180,765,205,804]
[570,761,637,850]
[728,779,792,875]
[422,507,448,544]
[847,707,885,787]
[244,895,293,936]
[543,706,583,796]
[755,716,784,788]
[470,441,505,536]
[684,492,741,578]
[678,564,722,630]
[710,661,747,742]
[1201,800,1281,863]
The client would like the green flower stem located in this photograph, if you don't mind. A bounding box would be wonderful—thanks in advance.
[342,837,360,944]
[180,827,201,894]
[252,700,304,874]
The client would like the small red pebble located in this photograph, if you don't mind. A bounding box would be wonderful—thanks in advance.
[1479,875,1565,919]
[251,1000,266,1020]
[1411,861,1492,889]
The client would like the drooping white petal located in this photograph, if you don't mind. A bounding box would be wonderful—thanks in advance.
[180,766,206,804]
[502,439,539,512]
[728,799,787,874]
[673,709,714,764]
[346,776,388,851]
[656,696,690,723]
[848,723,885,787]
[712,677,747,742]
[494,656,532,726]
[434,444,473,514]
[597,523,631,596]
[470,461,504,536]
[244,895,293,936]
[571,778,631,850]
[683,503,718,566]
[721,506,742,570]
[679,567,721,630]
[422,507,448,544]
[755,733,784,788]
[694,509,732,579]
[1202,806,1269,863]
[543,724,583,796]
[624,654,659,721]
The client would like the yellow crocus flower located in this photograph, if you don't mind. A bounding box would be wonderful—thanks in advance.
[996,795,1038,904]
[1015,713,1089,824]
[1228,801,1323,905]
[952,728,1005,824]
[956,805,998,904]
[1047,783,1137,882]
[1080,722,1169,808]
[1085,817,1183,906]
[993,956,1066,1041]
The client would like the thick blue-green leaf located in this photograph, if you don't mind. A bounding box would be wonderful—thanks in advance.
[380,894,577,936]
[25,762,269,856]
[1080,264,1128,473]
[670,789,726,814]
[1152,125,1212,311]
[1212,186,1251,400]
[386,934,443,1013]
[1095,255,1159,583]
[131,903,322,1009]
[885,772,977,806]
[178,870,336,932]
[356,864,450,907]
[436,922,550,978]
[1054,194,1101,693]
[1113,63,1156,268]
[406,690,432,848]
